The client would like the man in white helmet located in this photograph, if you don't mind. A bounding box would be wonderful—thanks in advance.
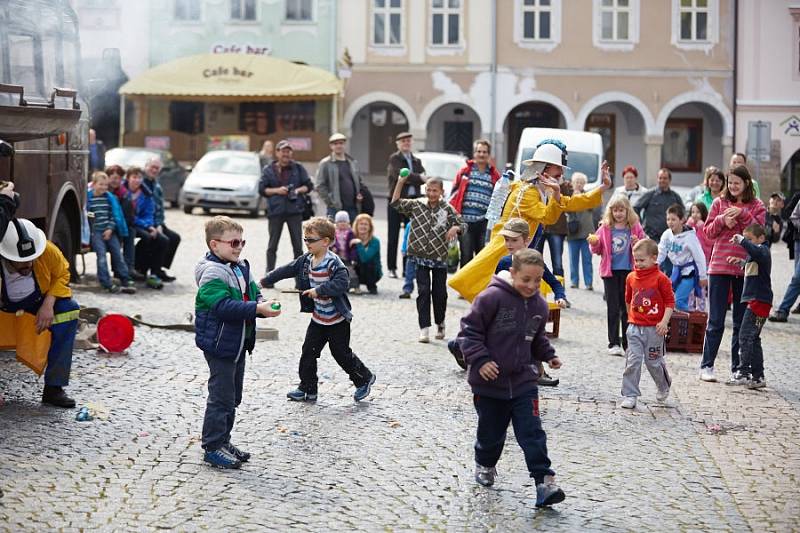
[0,218,80,407]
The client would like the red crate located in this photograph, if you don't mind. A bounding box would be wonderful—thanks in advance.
[666,311,707,353]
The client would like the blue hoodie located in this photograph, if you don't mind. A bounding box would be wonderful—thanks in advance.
[87,189,128,238]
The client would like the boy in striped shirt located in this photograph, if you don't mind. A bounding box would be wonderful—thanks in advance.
[261,217,376,402]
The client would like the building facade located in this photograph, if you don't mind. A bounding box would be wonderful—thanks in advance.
[340,0,736,189]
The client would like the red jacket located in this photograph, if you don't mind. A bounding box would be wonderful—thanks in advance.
[625,265,675,326]
[449,160,501,214]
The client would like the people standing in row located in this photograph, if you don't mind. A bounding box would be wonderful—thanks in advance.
[386,132,426,279]
[315,133,363,223]
[448,139,500,267]
[140,157,181,282]
[260,140,314,285]
[634,168,684,242]
[614,165,648,210]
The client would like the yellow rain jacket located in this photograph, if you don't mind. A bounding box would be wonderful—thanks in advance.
[449,182,603,302]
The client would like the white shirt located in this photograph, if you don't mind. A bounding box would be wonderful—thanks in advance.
[1,261,36,302]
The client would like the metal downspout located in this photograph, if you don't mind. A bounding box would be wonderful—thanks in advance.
[732,0,738,152]
[490,0,498,157]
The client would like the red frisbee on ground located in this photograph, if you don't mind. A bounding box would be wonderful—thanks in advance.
[96,314,135,352]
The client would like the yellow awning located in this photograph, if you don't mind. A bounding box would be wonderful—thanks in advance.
[119,53,342,101]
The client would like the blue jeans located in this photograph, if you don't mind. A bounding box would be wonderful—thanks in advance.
[202,352,246,451]
[91,231,129,288]
[402,256,416,295]
[673,277,695,312]
[701,274,745,372]
[738,308,766,379]
[777,241,800,314]
[537,233,565,277]
[567,239,592,287]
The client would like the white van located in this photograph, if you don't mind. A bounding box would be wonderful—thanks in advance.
[514,128,604,190]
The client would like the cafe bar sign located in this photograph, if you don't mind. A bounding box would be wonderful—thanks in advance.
[203,66,254,79]
[211,43,272,55]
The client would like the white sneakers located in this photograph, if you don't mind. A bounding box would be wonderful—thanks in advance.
[620,397,637,409]
[699,367,717,382]
[419,328,430,343]
[608,345,625,356]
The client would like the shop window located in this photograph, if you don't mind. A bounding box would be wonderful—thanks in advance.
[663,118,702,173]
[372,0,403,46]
[286,0,313,22]
[274,102,315,132]
[170,102,204,134]
[231,0,256,21]
[174,0,201,21]
[431,0,460,46]
[240,103,275,134]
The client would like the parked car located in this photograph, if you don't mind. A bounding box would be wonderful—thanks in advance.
[417,151,466,198]
[179,150,264,217]
[105,147,188,207]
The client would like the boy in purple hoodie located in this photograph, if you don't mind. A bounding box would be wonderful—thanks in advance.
[457,248,565,508]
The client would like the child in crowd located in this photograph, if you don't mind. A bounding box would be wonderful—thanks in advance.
[764,193,785,248]
[589,195,646,356]
[106,165,142,281]
[657,204,708,312]
[330,210,359,292]
[688,202,713,264]
[391,174,465,343]
[194,216,280,469]
[351,213,382,295]
[125,167,166,290]
[457,248,565,508]
[87,171,136,294]
[565,172,599,290]
[620,239,675,409]
[727,224,772,388]
[261,217,376,402]
[398,221,416,299]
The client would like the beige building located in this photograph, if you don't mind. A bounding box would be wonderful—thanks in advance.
[339,0,736,189]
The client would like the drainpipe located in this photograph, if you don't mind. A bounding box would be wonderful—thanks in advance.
[330,0,338,133]
[732,0,738,152]
[489,0,497,158]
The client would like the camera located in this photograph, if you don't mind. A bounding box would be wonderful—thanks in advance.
[287,183,298,201]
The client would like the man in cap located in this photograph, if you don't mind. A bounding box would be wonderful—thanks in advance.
[0,218,80,407]
[315,133,363,222]
[386,132,426,278]
[140,157,181,282]
[259,140,314,281]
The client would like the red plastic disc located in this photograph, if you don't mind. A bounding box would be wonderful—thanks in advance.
[96,314,135,352]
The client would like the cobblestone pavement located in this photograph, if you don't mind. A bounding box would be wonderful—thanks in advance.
[2,205,800,532]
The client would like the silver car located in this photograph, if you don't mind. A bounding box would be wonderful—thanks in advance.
[179,150,265,217]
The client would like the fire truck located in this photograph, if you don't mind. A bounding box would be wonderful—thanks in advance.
[0,0,88,277]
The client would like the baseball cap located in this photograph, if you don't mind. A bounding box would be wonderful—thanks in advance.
[276,140,293,151]
[328,133,347,143]
[395,132,412,141]
[498,218,530,239]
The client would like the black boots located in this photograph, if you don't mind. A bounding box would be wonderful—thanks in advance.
[42,385,76,408]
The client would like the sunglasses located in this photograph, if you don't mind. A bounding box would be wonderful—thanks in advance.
[215,239,246,248]
[303,237,323,244]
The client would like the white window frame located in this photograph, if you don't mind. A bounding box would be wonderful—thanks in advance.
[671,0,718,52]
[230,0,258,23]
[173,0,202,23]
[371,0,405,48]
[284,0,315,24]
[593,0,639,52]
[514,0,561,52]
[429,0,462,49]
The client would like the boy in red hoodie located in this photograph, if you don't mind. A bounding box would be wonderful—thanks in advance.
[621,239,676,409]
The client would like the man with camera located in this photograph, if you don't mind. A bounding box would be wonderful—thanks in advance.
[259,140,314,284]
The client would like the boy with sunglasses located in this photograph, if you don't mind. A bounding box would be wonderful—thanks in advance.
[260,216,376,403]
[195,216,281,469]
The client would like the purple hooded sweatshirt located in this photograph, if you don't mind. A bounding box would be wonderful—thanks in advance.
[457,274,556,400]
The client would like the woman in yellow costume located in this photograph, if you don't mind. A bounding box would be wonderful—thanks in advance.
[449,139,611,301]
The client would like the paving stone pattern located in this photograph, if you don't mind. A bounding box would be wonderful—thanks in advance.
[1,209,799,532]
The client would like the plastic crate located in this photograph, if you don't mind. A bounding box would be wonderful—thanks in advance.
[666,311,707,353]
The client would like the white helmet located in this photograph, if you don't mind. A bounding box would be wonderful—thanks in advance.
[522,141,569,168]
[0,218,47,262]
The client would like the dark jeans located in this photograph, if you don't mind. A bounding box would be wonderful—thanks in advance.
[415,264,447,329]
[266,214,304,272]
[161,224,181,270]
[298,320,372,394]
[473,389,555,485]
[459,219,488,267]
[386,205,410,272]
[701,274,745,372]
[355,259,380,291]
[603,270,630,349]
[738,308,766,379]
[536,233,565,277]
[202,352,246,451]
[134,227,169,276]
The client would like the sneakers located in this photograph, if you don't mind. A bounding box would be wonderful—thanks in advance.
[286,388,317,402]
[447,339,467,370]
[768,311,788,322]
[586,285,594,291]
[474,464,497,487]
[607,345,625,356]
[130,269,147,282]
[222,442,251,463]
[656,388,670,402]
[535,475,566,507]
[398,292,411,299]
[155,270,176,282]
[725,371,748,386]
[419,328,430,343]
[539,371,560,387]
[41,385,76,408]
[620,396,637,409]
[570,283,578,289]
[121,280,137,294]
[699,367,717,382]
[203,448,241,469]
[388,270,398,279]
[368,287,378,295]
[349,287,363,295]
[354,373,376,402]
[146,275,164,290]
[435,324,445,340]
[747,377,767,389]
[105,283,121,294]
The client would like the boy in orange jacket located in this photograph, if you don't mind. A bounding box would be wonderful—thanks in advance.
[621,239,675,409]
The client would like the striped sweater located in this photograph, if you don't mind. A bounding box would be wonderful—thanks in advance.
[310,251,345,325]
[704,197,766,276]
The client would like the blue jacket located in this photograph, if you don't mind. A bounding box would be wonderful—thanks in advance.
[143,177,165,226]
[194,252,263,359]
[261,252,353,321]
[259,161,314,218]
[87,190,129,238]
[738,239,773,305]
[129,182,157,230]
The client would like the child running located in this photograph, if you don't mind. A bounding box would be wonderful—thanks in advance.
[657,204,708,312]
[457,248,565,507]
[261,216,376,402]
[621,239,675,409]
[727,224,772,388]
[195,216,280,469]
[589,195,646,356]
